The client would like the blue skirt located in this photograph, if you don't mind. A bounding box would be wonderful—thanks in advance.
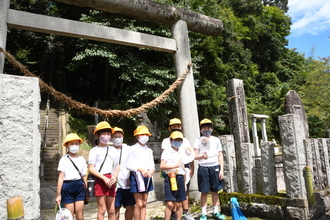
[129,171,154,193]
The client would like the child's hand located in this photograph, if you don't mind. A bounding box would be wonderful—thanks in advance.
[55,195,61,205]
[103,176,113,188]
[141,169,149,177]
[109,176,117,186]
[175,161,183,168]
[126,178,130,187]
[201,152,208,159]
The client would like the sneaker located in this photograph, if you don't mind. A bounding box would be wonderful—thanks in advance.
[182,212,195,220]
[199,214,207,220]
[213,212,226,220]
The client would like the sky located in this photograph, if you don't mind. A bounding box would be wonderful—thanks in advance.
[286,0,330,59]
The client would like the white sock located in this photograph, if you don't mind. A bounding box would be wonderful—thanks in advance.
[202,207,207,215]
[213,206,219,214]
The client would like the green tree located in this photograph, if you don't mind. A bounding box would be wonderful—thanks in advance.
[299,56,330,137]
[5,0,309,141]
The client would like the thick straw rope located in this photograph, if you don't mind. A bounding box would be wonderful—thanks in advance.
[0,47,192,118]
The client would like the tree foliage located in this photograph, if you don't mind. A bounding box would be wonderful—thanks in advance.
[299,57,330,137]
[6,0,325,141]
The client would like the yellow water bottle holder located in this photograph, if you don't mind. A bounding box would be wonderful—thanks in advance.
[168,171,178,191]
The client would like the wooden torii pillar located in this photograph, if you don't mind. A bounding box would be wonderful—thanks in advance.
[0,0,223,200]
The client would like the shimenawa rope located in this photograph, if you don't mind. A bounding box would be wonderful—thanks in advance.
[0,47,192,118]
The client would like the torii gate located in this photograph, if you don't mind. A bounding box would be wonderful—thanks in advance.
[0,0,223,149]
[0,0,223,218]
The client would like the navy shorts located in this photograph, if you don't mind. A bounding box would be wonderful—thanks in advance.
[129,172,154,193]
[164,175,186,202]
[115,188,136,208]
[197,165,224,193]
[61,180,85,204]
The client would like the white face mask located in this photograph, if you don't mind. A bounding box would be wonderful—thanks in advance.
[111,137,123,146]
[138,135,149,145]
[69,145,79,154]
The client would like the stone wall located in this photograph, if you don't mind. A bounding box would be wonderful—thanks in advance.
[0,74,41,219]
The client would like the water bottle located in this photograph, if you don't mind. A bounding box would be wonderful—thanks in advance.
[169,171,178,191]
[87,175,95,197]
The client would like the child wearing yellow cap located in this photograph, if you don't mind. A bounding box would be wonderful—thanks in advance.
[194,119,226,220]
[160,131,187,220]
[110,127,135,220]
[126,125,155,220]
[88,121,117,220]
[161,118,195,220]
[55,133,87,220]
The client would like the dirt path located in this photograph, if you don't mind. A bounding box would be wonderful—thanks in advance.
[42,200,166,220]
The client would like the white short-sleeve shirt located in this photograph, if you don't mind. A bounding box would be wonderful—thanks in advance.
[161,147,185,175]
[58,155,87,181]
[126,143,155,173]
[111,144,131,189]
[88,146,114,174]
[193,136,222,167]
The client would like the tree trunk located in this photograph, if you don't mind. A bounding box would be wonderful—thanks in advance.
[53,0,223,36]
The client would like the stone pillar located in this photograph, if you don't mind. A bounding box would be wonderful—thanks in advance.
[260,141,277,195]
[219,135,238,193]
[226,78,250,192]
[171,20,200,198]
[249,114,269,156]
[0,0,9,73]
[0,74,41,219]
[241,143,255,194]
[254,158,262,193]
[319,139,330,188]
[305,139,330,190]
[260,118,268,142]
[250,117,259,156]
[279,114,307,199]
[305,139,322,189]
[284,90,309,140]
[303,139,313,168]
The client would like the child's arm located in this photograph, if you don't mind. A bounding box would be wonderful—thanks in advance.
[160,159,182,170]
[110,165,120,186]
[189,161,194,178]
[194,148,208,160]
[218,151,224,180]
[88,163,111,187]
[149,148,155,175]
[55,171,64,205]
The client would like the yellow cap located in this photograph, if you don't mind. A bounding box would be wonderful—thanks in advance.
[113,127,124,134]
[94,121,114,134]
[200,118,213,125]
[169,118,182,126]
[63,133,83,146]
[134,125,152,136]
[170,131,183,140]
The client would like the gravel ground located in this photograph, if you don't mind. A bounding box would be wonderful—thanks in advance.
[41,200,167,220]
